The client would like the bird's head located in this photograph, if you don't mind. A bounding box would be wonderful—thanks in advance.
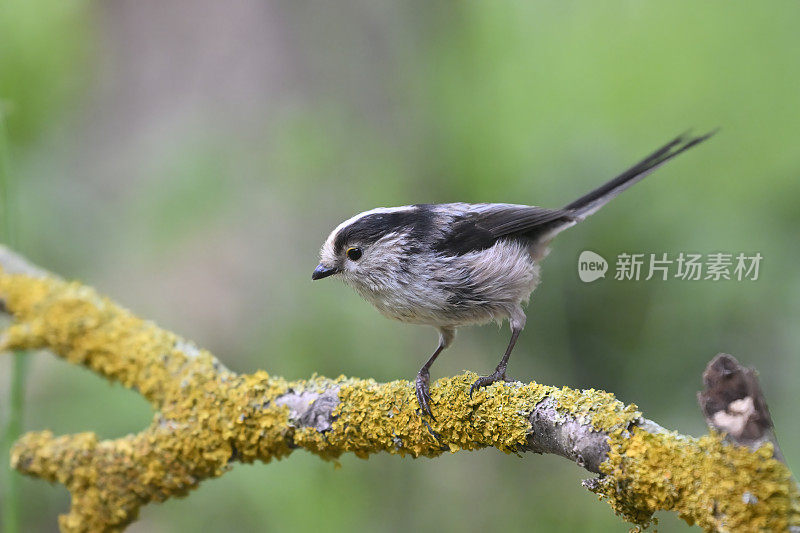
[312,206,424,291]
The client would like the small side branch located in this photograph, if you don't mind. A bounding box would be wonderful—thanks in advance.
[698,353,785,462]
[1,245,798,532]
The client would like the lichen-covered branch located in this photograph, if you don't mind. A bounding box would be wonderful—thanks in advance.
[1,245,798,532]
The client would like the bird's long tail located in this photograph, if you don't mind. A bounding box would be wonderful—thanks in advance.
[563,131,715,220]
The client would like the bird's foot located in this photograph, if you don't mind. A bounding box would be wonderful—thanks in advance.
[415,368,436,419]
[469,368,514,397]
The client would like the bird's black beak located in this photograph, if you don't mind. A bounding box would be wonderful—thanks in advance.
[312,264,339,280]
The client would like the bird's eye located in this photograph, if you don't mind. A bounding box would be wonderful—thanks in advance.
[346,247,363,261]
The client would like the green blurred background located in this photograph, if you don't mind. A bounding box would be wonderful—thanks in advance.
[1,1,799,531]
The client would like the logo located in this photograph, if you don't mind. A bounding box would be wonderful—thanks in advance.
[577,250,762,283]
[578,250,608,283]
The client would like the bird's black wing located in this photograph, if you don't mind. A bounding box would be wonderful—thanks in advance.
[432,204,573,256]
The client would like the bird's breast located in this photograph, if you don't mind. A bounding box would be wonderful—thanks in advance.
[348,239,542,327]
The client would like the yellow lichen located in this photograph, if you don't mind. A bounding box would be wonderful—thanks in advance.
[592,428,800,531]
[2,265,798,532]
[293,374,550,460]
[548,385,641,435]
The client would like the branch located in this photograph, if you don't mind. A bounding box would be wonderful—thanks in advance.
[1,245,798,532]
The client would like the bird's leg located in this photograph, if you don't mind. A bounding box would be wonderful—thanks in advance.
[415,327,455,419]
[470,311,525,396]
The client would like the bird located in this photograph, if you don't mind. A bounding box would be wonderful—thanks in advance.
[311,132,714,418]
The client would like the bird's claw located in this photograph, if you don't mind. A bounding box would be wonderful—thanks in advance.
[415,369,436,419]
[469,369,514,397]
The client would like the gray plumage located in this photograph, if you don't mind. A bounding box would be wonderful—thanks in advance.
[312,132,714,417]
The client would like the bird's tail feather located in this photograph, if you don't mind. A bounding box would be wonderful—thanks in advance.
[563,131,715,220]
